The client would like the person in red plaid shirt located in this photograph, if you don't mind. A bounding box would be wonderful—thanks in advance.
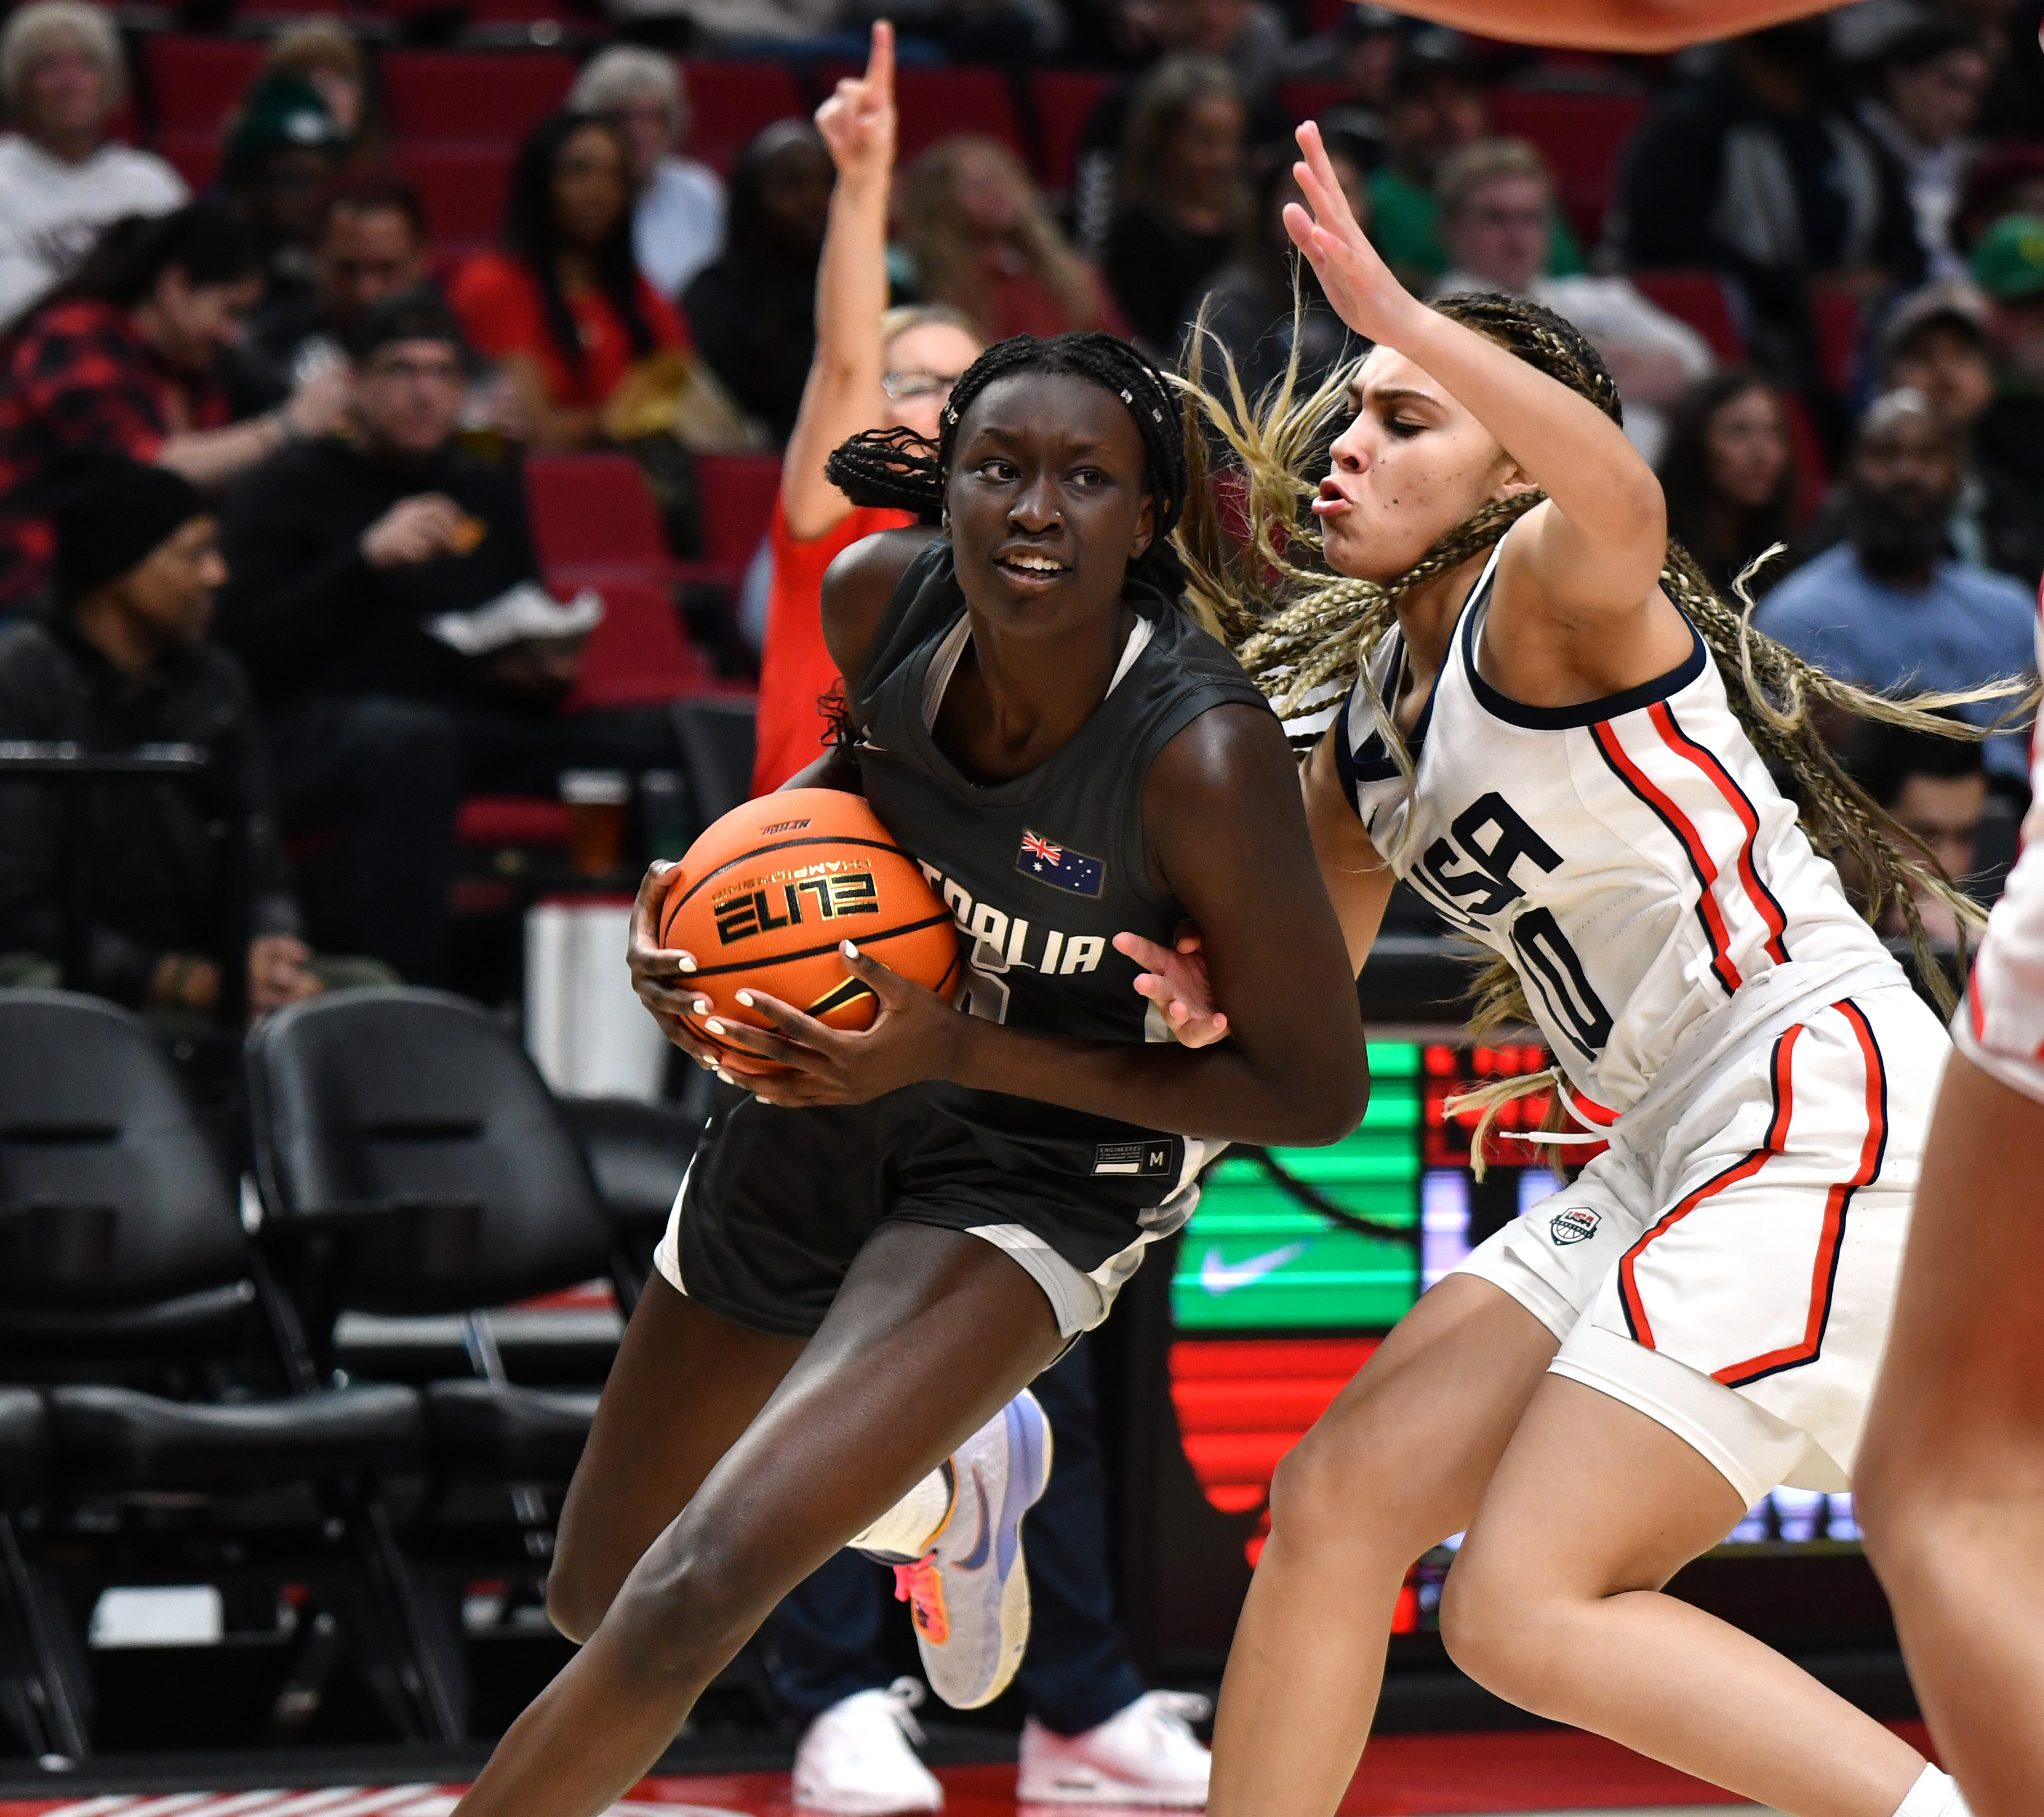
[0,201,349,616]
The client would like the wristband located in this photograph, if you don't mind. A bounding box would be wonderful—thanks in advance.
[271,406,302,445]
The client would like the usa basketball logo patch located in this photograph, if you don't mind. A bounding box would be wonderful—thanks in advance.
[1016,830,1105,897]
[1549,1207,1601,1246]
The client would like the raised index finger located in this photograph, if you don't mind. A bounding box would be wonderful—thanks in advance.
[866,18,894,104]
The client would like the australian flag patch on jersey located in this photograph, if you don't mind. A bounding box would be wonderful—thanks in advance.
[1016,829,1104,897]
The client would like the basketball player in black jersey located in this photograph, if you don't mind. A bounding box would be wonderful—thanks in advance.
[445,333,1365,1817]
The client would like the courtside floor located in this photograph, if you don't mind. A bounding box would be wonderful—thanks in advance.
[0,1724,1884,1817]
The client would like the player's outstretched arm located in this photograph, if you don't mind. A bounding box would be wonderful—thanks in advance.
[1373,0,1838,53]
[717,703,1372,1146]
[1119,721,1396,1048]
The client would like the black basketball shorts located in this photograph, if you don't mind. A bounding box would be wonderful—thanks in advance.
[653,1083,1207,1339]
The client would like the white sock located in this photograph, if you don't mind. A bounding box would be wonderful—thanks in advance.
[1893,1764,1971,1817]
[848,1462,954,1559]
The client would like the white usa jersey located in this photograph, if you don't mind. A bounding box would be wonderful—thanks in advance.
[1341,548,1900,1118]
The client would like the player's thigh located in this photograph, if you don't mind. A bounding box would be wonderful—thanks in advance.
[1271,1272,1560,1551]
[1445,1373,1745,1643]
[1863,1051,2044,1484]
[622,1222,1066,1619]
[551,1273,805,1637]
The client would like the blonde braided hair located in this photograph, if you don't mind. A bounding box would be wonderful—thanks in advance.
[1172,289,2031,1042]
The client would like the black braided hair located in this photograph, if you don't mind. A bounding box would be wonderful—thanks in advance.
[823,331,1191,590]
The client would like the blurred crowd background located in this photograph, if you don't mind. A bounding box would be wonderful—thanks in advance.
[0,0,2039,1019]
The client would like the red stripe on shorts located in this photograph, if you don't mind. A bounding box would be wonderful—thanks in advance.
[1711,999,1887,1388]
[1617,1024,1801,1348]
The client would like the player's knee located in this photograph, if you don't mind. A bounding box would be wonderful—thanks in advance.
[605,1524,774,1682]
[543,1552,612,1646]
[1268,1413,1428,1561]
[1437,1555,1566,1705]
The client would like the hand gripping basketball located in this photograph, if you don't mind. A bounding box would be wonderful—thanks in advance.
[638,789,962,1080]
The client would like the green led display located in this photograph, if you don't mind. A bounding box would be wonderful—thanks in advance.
[1171,1042,1423,1331]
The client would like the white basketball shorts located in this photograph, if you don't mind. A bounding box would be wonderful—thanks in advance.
[1455,983,1949,1508]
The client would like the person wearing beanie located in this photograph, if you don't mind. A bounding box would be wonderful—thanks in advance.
[217,289,681,986]
[0,451,347,1020]
[221,71,349,356]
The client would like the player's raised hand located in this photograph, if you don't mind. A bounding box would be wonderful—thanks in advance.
[1283,120,1424,349]
[814,19,895,188]
[626,860,726,1072]
[1114,927,1228,1049]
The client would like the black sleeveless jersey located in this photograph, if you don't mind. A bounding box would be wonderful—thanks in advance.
[852,539,1272,1182]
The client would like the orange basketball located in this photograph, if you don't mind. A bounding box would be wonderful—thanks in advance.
[657,789,962,1075]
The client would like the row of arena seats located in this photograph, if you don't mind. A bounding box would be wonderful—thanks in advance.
[131,38,1663,242]
[0,985,705,1757]
[441,452,768,862]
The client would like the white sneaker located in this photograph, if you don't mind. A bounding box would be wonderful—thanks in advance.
[791,1678,945,1814]
[1016,1691,1213,1806]
[864,1390,1054,1711]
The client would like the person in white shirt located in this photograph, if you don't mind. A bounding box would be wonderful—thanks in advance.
[1857,20,1990,283]
[568,46,727,302]
[1432,136,1711,466]
[0,0,186,328]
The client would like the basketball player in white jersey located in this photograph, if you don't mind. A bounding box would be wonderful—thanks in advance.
[1134,121,2006,1817]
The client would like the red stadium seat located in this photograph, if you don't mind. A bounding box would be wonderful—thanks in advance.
[1487,87,1646,249]
[143,36,262,136]
[1779,392,1831,525]
[1810,283,1863,398]
[399,145,515,249]
[154,131,222,194]
[1029,68,1114,193]
[682,60,809,170]
[566,579,713,710]
[1274,79,1350,126]
[694,452,781,568]
[526,452,673,582]
[1627,270,1747,365]
[817,66,1023,164]
[379,49,576,146]
[457,796,571,846]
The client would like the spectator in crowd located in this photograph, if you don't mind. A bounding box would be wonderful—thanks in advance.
[1951,142,2044,259]
[0,204,350,619]
[1850,717,1992,950]
[1974,210,2044,393]
[569,47,726,303]
[217,291,680,985]
[220,73,350,346]
[0,1,186,329]
[0,452,367,1022]
[1103,54,1247,357]
[1069,0,1289,256]
[1432,137,1711,464]
[1856,20,1991,281]
[684,120,833,447]
[1364,35,1587,294]
[1279,3,1401,167]
[1878,280,2044,586]
[242,172,431,402]
[751,29,982,795]
[1756,388,2035,785]
[1184,149,1366,400]
[898,136,1121,343]
[1656,367,1800,600]
[1615,22,1924,386]
[257,16,379,160]
[452,111,691,453]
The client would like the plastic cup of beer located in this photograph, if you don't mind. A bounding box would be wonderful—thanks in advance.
[560,769,630,877]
